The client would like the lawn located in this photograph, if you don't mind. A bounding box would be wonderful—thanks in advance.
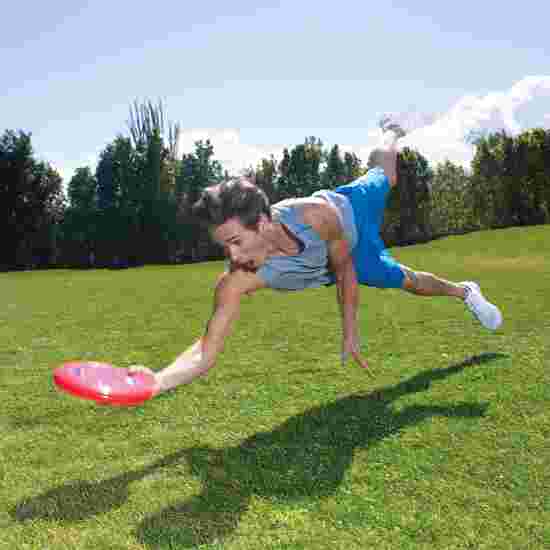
[1,225,549,549]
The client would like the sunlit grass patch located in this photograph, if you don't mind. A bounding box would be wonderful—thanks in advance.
[1,226,549,549]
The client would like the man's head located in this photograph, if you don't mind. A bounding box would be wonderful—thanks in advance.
[191,177,273,270]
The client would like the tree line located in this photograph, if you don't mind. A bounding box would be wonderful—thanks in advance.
[2,100,549,271]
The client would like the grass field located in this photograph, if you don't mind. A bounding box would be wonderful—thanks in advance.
[1,226,549,550]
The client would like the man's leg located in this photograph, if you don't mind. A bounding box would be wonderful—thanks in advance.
[366,132,502,330]
[399,264,502,330]
[400,265,466,299]
[368,138,464,299]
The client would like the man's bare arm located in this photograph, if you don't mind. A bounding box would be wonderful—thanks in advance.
[155,270,265,393]
[302,202,360,336]
[302,202,368,369]
[327,239,360,339]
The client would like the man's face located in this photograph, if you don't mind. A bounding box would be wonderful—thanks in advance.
[211,216,270,270]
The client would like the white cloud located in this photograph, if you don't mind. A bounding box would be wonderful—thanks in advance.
[178,127,389,178]
[54,129,287,183]
[396,75,550,168]
[182,77,550,175]
[54,76,550,183]
[544,113,550,129]
[177,128,285,176]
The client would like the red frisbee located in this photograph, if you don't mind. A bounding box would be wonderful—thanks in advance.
[53,361,156,406]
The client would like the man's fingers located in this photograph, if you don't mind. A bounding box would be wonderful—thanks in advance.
[352,351,374,377]
[342,342,373,377]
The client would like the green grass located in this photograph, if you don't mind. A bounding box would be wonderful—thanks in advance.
[1,225,549,549]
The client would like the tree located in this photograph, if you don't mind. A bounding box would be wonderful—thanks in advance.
[278,137,324,199]
[127,98,180,165]
[62,167,98,266]
[471,129,550,229]
[94,134,150,266]
[276,148,292,200]
[21,162,64,269]
[521,128,549,224]
[254,156,278,204]
[343,151,363,182]
[125,99,182,264]
[382,147,433,245]
[175,139,224,261]
[0,130,65,270]
[430,161,476,236]
[322,145,346,189]
[471,134,501,229]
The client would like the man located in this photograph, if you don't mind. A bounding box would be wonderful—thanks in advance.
[129,136,502,396]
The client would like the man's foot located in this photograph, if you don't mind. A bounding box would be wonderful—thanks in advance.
[460,281,503,330]
[368,130,401,186]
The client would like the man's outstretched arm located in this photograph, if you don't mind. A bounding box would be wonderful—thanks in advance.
[156,288,240,392]
[328,240,359,340]
[132,269,265,394]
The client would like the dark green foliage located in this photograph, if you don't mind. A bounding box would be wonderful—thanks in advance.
[175,139,224,261]
[2,119,549,271]
[471,129,550,229]
[0,129,65,270]
[382,148,433,246]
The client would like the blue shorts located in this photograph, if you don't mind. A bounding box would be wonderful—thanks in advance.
[333,168,405,289]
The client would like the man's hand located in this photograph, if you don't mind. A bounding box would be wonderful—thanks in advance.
[127,365,163,396]
[341,331,373,375]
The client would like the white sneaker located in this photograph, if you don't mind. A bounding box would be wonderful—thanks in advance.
[461,281,503,330]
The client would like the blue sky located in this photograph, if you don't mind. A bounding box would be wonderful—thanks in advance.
[2,0,549,181]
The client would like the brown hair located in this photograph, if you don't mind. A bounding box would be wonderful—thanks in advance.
[190,176,271,230]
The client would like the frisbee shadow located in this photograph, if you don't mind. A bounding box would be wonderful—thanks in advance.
[135,352,501,549]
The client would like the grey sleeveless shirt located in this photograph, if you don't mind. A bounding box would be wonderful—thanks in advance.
[255,190,358,291]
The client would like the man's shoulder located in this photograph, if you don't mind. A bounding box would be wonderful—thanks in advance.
[272,196,333,228]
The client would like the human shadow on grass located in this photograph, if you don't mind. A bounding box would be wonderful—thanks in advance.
[135,352,502,549]
[10,448,191,522]
[9,353,502,540]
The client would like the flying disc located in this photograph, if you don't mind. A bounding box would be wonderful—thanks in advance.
[53,361,156,406]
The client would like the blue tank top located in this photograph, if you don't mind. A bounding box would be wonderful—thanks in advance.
[255,190,358,291]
